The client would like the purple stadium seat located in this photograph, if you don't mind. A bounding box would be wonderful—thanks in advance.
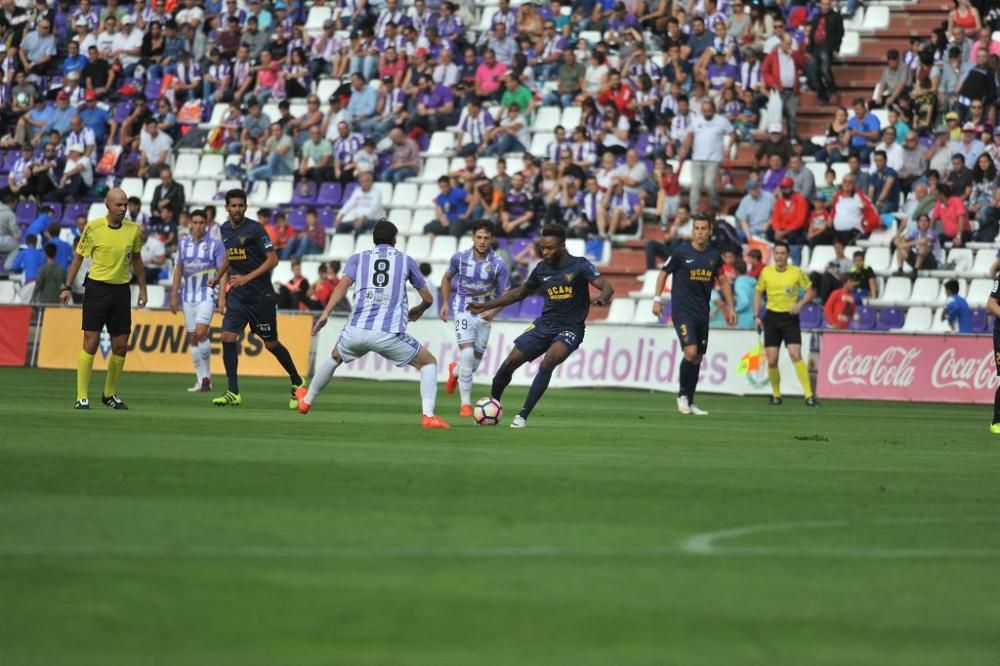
[144,78,162,100]
[799,302,823,329]
[509,238,532,258]
[61,203,87,226]
[287,208,307,230]
[292,181,317,205]
[317,207,336,228]
[0,151,13,173]
[849,306,876,330]
[971,309,990,334]
[341,181,358,203]
[47,203,63,223]
[114,101,135,124]
[876,307,905,331]
[316,182,341,206]
[495,301,521,320]
[519,295,545,320]
[15,201,36,226]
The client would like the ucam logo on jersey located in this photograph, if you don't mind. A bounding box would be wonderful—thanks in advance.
[318,318,810,396]
[818,332,997,403]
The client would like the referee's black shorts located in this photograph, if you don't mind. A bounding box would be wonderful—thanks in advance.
[81,278,132,336]
[763,311,802,348]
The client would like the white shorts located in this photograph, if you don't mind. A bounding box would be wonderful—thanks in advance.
[182,300,215,332]
[454,312,492,354]
[335,325,422,367]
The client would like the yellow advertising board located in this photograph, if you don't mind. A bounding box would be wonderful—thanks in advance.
[37,307,313,376]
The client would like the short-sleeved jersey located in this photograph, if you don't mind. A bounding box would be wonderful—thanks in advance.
[990,277,1000,334]
[220,217,275,302]
[75,217,143,284]
[344,244,426,334]
[446,248,511,314]
[177,234,226,304]
[661,241,723,322]
[524,254,602,330]
[756,264,812,313]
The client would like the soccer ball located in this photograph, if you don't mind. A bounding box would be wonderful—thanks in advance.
[473,397,502,426]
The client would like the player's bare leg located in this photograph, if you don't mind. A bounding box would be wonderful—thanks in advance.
[511,342,572,428]
[409,346,450,428]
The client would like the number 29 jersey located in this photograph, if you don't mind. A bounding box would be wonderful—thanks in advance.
[343,244,427,334]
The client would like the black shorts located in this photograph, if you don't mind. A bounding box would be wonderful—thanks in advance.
[81,278,131,336]
[674,317,709,355]
[906,249,938,270]
[763,311,802,348]
[223,295,278,342]
[513,322,584,362]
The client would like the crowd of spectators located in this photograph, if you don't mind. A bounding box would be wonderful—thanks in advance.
[0,0,993,333]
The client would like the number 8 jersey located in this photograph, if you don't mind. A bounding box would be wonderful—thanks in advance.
[343,244,427,334]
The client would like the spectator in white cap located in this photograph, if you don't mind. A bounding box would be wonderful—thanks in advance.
[950,121,985,167]
[112,13,143,76]
[48,144,93,202]
[75,17,97,54]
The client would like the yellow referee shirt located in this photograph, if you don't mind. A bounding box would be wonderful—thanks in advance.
[756,265,812,313]
[75,217,143,285]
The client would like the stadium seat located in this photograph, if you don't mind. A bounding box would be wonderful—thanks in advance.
[871,276,911,307]
[272,261,293,286]
[565,238,585,257]
[605,299,636,324]
[532,106,561,133]
[850,306,877,330]
[629,270,670,299]
[805,162,827,185]
[806,245,835,274]
[173,153,199,180]
[414,157,450,184]
[840,31,860,57]
[406,236,432,261]
[248,181,270,206]
[529,132,554,158]
[520,295,545,319]
[870,108,889,131]
[145,284,167,308]
[390,183,419,209]
[971,309,991,333]
[206,103,229,126]
[676,160,692,189]
[141,179,161,205]
[373,181,393,205]
[269,181,294,205]
[930,248,974,278]
[423,132,454,157]
[474,7,497,33]
[430,236,458,263]
[305,6,332,33]
[799,302,824,329]
[929,308,953,333]
[961,250,995,278]
[477,157,498,178]
[909,277,942,307]
[426,262,449,287]
[843,7,866,32]
[876,307,905,331]
[324,234,355,261]
[859,219,897,248]
[415,184,439,209]
[967,278,994,306]
[190,179,218,205]
[458,235,473,253]
[0,281,17,303]
[88,203,104,220]
[290,181,316,206]
[409,210,435,236]
[355,236,375,254]
[315,182,342,207]
[560,107,582,130]
[578,30,602,46]
[632,299,662,325]
[900,306,932,332]
[388,209,413,235]
[315,78,339,102]
[864,246,892,274]
[862,5,890,31]
[119,177,143,200]
[196,154,224,181]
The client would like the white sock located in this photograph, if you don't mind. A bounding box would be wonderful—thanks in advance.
[420,363,437,417]
[198,340,212,380]
[458,347,476,406]
[190,343,203,380]
[305,356,341,405]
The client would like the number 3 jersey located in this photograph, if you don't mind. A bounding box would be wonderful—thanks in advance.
[343,244,427,334]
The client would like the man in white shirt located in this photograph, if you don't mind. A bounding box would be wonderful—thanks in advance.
[335,171,384,236]
[667,95,698,158]
[870,126,904,172]
[678,99,735,213]
[95,16,117,59]
[64,115,97,159]
[50,144,93,202]
[111,15,143,75]
[138,118,174,178]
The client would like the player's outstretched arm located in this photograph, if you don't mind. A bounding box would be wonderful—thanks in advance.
[312,275,354,335]
[467,285,530,314]
[409,286,434,322]
[589,276,613,307]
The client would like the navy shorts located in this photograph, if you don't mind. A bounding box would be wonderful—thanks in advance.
[514,322,584,362]
[673,317,710,355]
[223,296,279,342]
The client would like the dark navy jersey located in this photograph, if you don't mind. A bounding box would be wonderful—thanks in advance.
[991,276,1000,334]
[524,253,602,329]
[220,217,275,302]
[662,241,722,322]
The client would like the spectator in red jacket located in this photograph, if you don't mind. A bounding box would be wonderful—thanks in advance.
[598,70,636,120]
[931,183,971,248]
[824,274,858,329]
[762,34,807,141]
[768,177,809,245]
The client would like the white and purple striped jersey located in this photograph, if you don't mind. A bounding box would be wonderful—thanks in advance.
[344,245,426,334]
[446,248,510,314]
[177,235,226,304]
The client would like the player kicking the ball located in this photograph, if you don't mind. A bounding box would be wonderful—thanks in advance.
[440,221,511,417]
[170,209,226,392]
[468,224,613,428]
[651,215,736,416]
[297,219,450,429]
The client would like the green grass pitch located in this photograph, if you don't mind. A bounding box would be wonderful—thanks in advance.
[2,367,1000,665]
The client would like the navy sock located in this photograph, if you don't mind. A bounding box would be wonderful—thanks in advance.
[268,342,302,385]
[519,366,553,419]
[681,358,700,403]
[994,386,1000,425]
[678,359,693,400]
[491,363,514,401]
[222,341,239,394]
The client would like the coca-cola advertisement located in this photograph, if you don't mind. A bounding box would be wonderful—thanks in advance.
[818,332,999,404]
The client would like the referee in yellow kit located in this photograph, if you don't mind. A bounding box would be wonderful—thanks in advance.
[753,240,818,407]
[59,188,146,409]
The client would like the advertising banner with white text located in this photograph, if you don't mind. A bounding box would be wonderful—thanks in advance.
[316,317,809,396]
[818,331,996,404]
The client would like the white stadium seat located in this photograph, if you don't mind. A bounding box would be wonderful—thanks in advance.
[962,250,996,278]
[315,78,339,102]
[806,245,835,274]
[605,299,636,324]
[864,246,892,275]
[268,181,293,205]
[415,184,439,209]
[119,177,144,200]
[529,132,554,158]
[967,278,994,307]
[373,181,393,205]
[477,157,498,178]
[900,306,932,332]
[88,203,105,220]
[196,154,224,181]
[247,181,270,206]
[0,281,17,303]
[909,277,945,307]
[430,236,458,263]
[271,261,293,286]
[871,276,912,307]
[414,157,450,184]
[141,178,161,204]
[173,153,199,180]
[532,106,561,133]
[190,180,217,205]
[305,5,332,33]
[355,236,375,254]
[390,183,418,209]
[387,209,413,235]
[324,234,355,261]
[840,32,860,57]
[632,299,661,325]
[406,236,432,261]
[423,132,454,157]
[410,210,436,236]
[629,270,670,299]
[930,308,952,333]
[862,5,890,31]
[560,107,582,130]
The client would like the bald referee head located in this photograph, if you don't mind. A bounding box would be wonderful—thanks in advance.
[61,186,146,410]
